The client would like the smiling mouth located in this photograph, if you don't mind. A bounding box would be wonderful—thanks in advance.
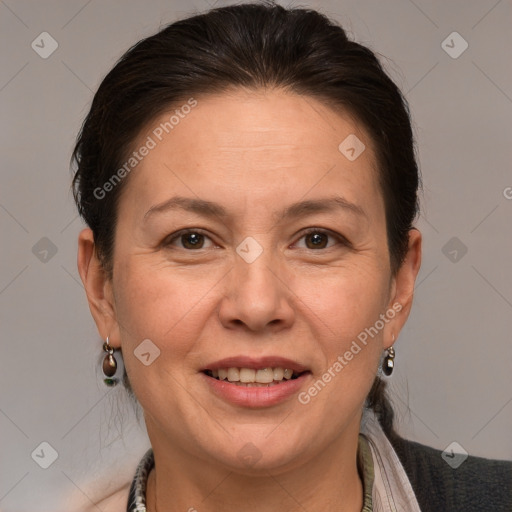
[203,367,307,387]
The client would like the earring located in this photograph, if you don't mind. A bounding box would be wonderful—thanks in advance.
[102,337,118,387]
[382,346,395,377]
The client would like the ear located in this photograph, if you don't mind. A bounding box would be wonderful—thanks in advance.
[77,228,121,348]
[383,228,422,349]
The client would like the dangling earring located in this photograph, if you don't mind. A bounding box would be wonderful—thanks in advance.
[382,345,395,377]
[102,336,118,387]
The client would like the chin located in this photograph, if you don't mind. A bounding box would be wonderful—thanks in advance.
[198,425,314,474]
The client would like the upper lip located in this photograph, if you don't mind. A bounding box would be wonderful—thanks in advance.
[202,356,309,373]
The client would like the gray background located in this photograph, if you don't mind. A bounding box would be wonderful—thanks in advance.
[1,0,511,510]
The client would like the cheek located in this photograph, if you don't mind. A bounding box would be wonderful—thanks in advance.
[112,259,222,391]
[293,262,390,342]
[112,262,224,417]
[296,271,387,408]
[114,259,221,341]
[293,264,389,400]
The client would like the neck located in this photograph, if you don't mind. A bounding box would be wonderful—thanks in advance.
[145,416,364,512]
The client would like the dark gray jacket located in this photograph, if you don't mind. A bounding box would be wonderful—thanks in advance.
[387,432,512,511]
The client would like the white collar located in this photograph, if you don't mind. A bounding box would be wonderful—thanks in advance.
[360,407,422,512]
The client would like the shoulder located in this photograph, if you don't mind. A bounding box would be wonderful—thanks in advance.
[387,431,512,512]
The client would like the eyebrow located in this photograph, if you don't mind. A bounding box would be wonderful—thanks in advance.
[143,195,367,223]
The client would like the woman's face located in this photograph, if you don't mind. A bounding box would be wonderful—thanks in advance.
[80,88,420,473]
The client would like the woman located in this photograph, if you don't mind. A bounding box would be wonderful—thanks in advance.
[73,2,511,511]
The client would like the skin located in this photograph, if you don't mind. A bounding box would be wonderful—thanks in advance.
[78,88,421,512]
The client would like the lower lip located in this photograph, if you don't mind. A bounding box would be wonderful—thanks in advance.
[201,372,310,408]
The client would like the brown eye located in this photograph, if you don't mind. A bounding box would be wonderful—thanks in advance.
[295,229,347,250]
[181,232,205,249]
[305,231,329,249]
[164,230,214,250]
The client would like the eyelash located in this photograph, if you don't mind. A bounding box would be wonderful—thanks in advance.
[163,227,350,251]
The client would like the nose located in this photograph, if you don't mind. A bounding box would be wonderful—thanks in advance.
[218,252,295,334]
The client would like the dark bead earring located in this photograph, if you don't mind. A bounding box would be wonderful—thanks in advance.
[102,337,118,387]
[382,346,395,377]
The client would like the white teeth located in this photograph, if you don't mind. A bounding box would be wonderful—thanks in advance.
[273,367,284,380]
[210,367,298,383]
[239,368,256,383]
[255,368,274,383]
[227,367,240,382]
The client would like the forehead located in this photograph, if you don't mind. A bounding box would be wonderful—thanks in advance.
[121,88,383,221]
